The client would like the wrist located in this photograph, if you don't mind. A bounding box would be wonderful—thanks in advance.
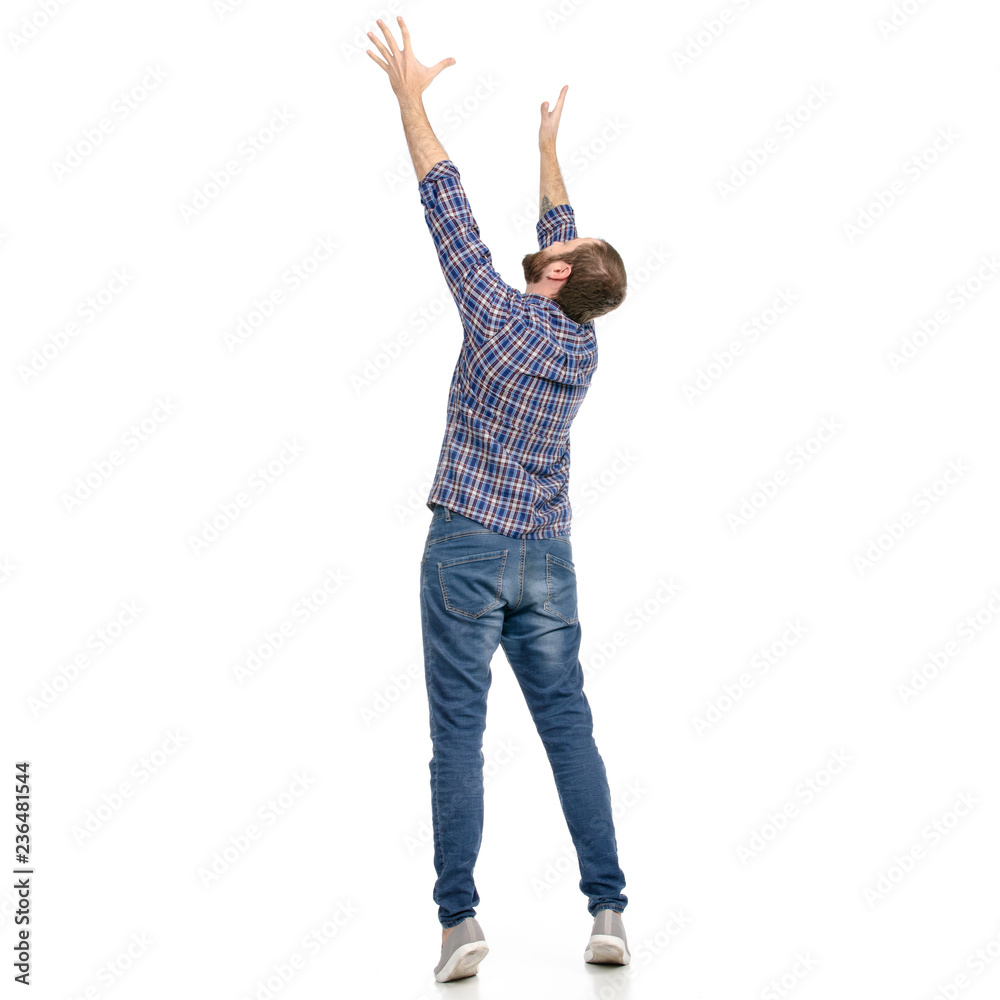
[398,92,425,114]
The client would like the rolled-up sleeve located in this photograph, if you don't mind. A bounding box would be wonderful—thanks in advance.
[418,160,517,341]
[536,203,577,250]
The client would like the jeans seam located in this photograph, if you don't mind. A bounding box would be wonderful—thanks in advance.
[427,529,496,548]
[509,539,525,612]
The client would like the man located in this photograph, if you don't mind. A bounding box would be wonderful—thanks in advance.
[367,16,629,983]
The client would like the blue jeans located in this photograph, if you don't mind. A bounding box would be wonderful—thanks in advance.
[419,503,627,928]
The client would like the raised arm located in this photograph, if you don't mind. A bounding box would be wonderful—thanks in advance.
[368,16,516,342]
[366,15,455,181]
[538,85,571,217]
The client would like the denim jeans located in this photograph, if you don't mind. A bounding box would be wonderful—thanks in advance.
[419,503,627,928]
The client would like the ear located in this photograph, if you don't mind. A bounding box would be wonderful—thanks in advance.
[545,261,572,283]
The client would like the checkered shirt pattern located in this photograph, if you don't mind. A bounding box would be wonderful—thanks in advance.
[418,159,598,539]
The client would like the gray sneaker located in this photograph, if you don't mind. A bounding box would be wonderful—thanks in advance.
[434,917,489,982]
[584,908,630,965]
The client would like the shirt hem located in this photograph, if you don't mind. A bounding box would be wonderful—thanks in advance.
[426,491,570,540]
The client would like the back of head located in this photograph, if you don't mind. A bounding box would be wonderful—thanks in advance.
[553,240,627,324]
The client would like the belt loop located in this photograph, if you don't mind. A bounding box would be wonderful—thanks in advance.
[444,507,451,521]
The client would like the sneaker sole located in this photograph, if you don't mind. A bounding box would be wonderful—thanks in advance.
[584,934,630,965]
[435,941,489,982]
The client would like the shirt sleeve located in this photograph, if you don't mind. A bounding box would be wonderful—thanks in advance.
[536,203,578,250]
[418,160,518,341]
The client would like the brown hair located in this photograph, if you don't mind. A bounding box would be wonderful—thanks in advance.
[552,239,627,323]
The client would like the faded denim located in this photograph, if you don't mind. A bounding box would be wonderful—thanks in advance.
[419,503,627,928]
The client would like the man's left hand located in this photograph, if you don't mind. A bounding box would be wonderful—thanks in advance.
[367,16,455,103]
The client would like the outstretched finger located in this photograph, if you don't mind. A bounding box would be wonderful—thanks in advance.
[366,48,389,72]
[367,29,393,63]
[554,84,568,111]
[396,15,411,49]
[429,56,456,80]
[375,17,401,54]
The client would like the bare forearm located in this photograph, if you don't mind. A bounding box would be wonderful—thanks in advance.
[539,141,569,217]
[399,96,449,182]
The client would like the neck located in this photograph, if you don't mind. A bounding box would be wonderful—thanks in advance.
[524,280,561,299]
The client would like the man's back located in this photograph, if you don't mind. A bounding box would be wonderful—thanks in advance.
[419,160,599,538]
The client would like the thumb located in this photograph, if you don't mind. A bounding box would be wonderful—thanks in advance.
[432,57,456,76]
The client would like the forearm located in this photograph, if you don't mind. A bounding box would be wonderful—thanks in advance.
[539,141,570,217]
[399,96,449,182]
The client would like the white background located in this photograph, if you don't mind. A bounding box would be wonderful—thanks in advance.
[3,0,1000,997]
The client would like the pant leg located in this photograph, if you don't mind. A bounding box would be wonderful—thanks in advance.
[420,506,511,927]
[500,534,627,917]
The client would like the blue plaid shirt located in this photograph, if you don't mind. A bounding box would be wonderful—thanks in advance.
[418,159,598,539]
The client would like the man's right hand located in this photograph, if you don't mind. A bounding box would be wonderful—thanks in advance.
[539,84,568,149]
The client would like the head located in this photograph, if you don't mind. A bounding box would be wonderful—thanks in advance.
[522,236,627,324]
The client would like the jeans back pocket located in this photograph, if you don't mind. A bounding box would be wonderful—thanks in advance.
[544,552,579,624]
[437,549,508,619]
